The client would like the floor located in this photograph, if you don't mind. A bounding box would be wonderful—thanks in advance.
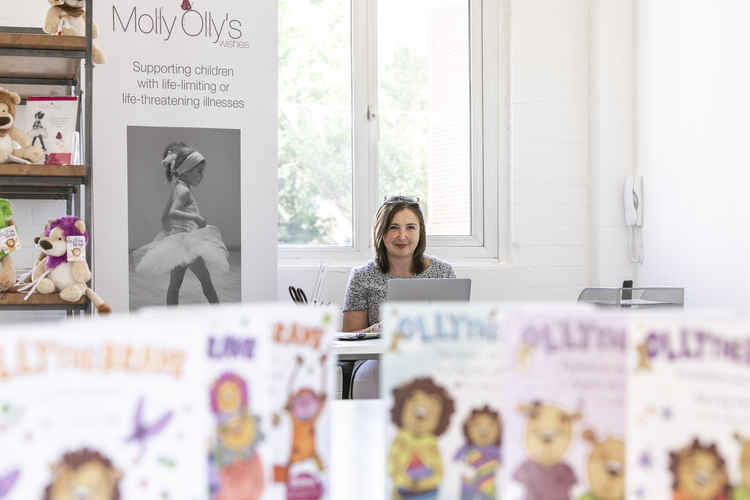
[129,249,241,311]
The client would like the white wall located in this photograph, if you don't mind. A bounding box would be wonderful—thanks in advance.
[0,3,45,28]
[637,0,750,308]
[280,0,635,306]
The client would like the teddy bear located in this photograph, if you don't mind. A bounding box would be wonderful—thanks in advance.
[733,433,750,500]
[43,0,105,64]
[388,376,455,500]
[24,216,110,313]
[453,405,502,500]
[669,438,730,500]
[0,88,44,164]
[576,428,625,500]
[513,401,582,500]
[0,199,18,292]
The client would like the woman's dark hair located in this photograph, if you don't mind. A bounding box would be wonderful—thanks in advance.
[373,196,427,275]
[162,141,204,182]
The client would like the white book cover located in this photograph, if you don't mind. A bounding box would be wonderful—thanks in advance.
[266,305,337,500]
[22,96,79,165]
[627,318,750,500]
[0,315,207,500]
[381,303,507,500]
[500,312,627,500]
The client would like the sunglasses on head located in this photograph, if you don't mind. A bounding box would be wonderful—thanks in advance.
[383,195,420,205]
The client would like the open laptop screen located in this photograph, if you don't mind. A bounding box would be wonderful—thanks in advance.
[386,278,471,302]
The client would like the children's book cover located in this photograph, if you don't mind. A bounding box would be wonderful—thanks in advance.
[0,315,206,500]
[201,306,270,500]
[627,318,750,500]
[381,303,507,500]
[266,305,336,500]
[500,312,627,500]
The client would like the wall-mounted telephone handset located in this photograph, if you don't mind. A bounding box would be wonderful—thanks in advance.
[624,175,643,263]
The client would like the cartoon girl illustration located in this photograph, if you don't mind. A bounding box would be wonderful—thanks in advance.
[454,405,502,500]
[209,372,264,500]
[133,141,229,305]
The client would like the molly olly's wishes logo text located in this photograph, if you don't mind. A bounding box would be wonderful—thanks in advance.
[112,5,248,47]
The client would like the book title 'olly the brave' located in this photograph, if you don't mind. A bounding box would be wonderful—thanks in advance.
[112,5,244,44]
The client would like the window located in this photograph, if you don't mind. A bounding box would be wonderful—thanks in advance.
[279,0,500,260]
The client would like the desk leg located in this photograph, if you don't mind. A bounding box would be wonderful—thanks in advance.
[338,360,355,400]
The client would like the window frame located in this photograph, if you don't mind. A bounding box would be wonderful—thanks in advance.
[279,0,501,263]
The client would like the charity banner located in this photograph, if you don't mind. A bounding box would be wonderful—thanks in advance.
[93,0,277,311]
[627,318,750,500]
[500,312,628,500]
[381,303,508,500]
[0,315,207,500]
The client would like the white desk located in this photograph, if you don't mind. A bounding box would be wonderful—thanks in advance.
[333,337,386,361]
[331,400,385,499]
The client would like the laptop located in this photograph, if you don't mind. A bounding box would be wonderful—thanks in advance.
[386,278,472,303]
[336,278,471,341]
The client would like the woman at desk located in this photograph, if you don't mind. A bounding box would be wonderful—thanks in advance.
[342,195,455,398]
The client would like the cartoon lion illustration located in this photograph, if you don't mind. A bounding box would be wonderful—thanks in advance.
[733,433,750,500]
[209,372,264,500]
[513,400,582,500]
[669,438,730,500]
[453,405,502,500]
[576,428,625,500]
[388,376,455,500]
[43,448,122,500]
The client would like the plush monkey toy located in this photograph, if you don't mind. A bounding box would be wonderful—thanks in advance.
[0,88,44,164]
[44,0,106,64]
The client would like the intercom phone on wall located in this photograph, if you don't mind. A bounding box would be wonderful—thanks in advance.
[624,175,643,263]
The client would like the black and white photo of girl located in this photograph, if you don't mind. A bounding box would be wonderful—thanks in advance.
[127,126,241,310]
[31,111,47,151]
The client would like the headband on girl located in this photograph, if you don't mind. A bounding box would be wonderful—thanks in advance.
[162,150,205,179]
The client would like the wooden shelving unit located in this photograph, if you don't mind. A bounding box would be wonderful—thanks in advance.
[0,25,94,315]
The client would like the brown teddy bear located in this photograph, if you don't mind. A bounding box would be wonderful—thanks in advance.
[669,438,730,500]
[22,216,110,313]
[0,88,44,164]
[43,0,105,64]
[576,428,625,500]
[388,377,455,500]
[513,401,582,500]
[0,199,18,292]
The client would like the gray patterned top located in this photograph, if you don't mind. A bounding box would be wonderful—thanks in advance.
[343,256,456,327]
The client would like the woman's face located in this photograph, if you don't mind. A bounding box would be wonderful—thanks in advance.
[384,208,420,260]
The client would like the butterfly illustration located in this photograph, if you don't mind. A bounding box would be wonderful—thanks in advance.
[0,468,20,498]
[124,397,173,462]
[181,0,192,11]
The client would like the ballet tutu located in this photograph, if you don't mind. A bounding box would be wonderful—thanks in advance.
[134,225,230,275]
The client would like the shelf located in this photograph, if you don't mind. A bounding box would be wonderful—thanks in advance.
[0,164,85,177]
[0,33,86,52]
[0,290,87,312]
[0,164,86,187]
[0,34,84,80]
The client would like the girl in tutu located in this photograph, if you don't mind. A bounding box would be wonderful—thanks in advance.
[134,142,229,305]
